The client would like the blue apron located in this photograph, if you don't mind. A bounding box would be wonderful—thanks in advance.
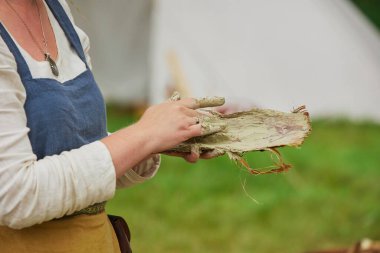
[0,0,108,160]
[0,2,123,252]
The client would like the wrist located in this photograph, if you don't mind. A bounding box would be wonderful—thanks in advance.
[101,123,157,178]
[120,122,157,155]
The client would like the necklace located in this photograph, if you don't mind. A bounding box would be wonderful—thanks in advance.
[5,0,59,76]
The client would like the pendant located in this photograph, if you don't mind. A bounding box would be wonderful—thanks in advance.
[45,53,59,77]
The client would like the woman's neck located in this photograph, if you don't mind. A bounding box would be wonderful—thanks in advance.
[2,0,38,13]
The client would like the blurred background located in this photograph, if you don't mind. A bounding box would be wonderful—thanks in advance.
[70,1,380,252]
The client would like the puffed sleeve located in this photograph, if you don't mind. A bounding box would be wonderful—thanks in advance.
[116,154,161,188]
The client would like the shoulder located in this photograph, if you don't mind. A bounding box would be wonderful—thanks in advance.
[52,0,91,64]
[0,36,26,100]
[57,1,92,65]
[0,36,17,69]
[55,0,90,44]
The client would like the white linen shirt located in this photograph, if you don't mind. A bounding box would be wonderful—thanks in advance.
[0,0,160,229]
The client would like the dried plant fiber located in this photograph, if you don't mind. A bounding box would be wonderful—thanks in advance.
[169,102,311,174]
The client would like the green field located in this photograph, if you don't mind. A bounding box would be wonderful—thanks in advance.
[103,3,380,252]
[105,110,380,253]
[351,0,380,31]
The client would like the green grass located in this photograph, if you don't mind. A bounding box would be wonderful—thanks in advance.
[351,0,380,31]
[106,110,380,253]
[102,4,380,252]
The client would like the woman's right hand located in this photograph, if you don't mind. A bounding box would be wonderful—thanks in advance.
[101,96,224,177]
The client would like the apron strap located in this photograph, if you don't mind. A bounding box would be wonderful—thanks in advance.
[44,0,89,69]
[0,23,33,81]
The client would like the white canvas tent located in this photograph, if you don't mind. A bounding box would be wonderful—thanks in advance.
[71,0,380,121]
[71,0,153,104]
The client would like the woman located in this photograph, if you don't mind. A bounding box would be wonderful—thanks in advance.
[0,0,220,252]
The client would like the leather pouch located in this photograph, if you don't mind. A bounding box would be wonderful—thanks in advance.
[108,215,132,253]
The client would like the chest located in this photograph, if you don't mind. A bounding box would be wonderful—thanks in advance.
[24,72,108,159]
[0,0,58,62]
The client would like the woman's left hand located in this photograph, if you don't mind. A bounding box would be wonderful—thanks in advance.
[162,150,224,163]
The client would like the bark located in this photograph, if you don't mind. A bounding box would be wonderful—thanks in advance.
[169,105,311,174]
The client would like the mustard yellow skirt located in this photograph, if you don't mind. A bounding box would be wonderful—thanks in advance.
[0,212,121,253]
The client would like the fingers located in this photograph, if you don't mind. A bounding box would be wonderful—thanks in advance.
[192,117,200,125]
[161,151,187,157]
[186,115,226,137]
[169,91,226,108]
[160,151,199,163]
[200,123,226,136]
[181,106,199,117]
[184,116,200,127]
[200,149,225,159]
[162,149,224,162]
[176,98,199,109]
[175,96,225,109]
[187,123,202,137]
[168,92,197,110]
[164,92,226,146]
[195,97,225,108]
[185,150,200,163]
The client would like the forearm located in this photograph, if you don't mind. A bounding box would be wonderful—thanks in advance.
[101,123,156,178]
[101,97,224,177]
[0,141,115,229]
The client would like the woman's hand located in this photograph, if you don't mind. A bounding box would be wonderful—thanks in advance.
[101,95,224,177]
[162,150,225,163]
[135,98,203,154]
